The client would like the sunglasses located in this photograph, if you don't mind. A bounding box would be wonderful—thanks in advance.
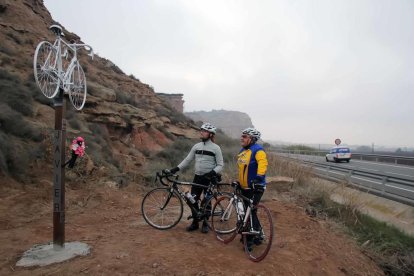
[241,135,250,139]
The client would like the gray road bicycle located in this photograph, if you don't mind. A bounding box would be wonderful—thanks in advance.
[33,25,93,110]
[211,182,274,262]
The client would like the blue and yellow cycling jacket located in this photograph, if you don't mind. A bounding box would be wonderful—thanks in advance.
[237,143,268,189]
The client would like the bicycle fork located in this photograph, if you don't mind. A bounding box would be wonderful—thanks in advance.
[241,199,261,235]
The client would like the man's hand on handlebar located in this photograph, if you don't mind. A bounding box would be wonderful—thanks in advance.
[162,167,179,176]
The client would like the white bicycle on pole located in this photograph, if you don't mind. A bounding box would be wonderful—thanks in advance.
[33,25,94,110]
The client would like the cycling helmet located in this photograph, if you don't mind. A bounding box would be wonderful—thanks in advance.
[76,136,84,142]
[200,123,217,134]
[242,127,261,140]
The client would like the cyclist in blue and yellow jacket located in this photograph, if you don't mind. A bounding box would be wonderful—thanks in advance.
[237,127,268,250]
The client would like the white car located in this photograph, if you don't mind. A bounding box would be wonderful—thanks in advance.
[326,147,351,163]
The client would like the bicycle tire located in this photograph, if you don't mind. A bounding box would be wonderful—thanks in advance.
[211,196,239,244]
[201,192,232,230]
[33,41,60,98]
[243,204,274,262]
[141,188,183,230]
[67,62,87,110]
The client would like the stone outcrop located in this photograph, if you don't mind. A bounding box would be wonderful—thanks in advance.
[156,93,184,113]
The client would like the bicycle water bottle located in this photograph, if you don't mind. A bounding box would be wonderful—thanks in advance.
[237,201,245,216]
[185,192,196,204]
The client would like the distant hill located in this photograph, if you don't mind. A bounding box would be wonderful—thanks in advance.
[185,110,254,139]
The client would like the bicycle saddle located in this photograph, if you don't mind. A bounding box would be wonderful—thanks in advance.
[49,25,64,37]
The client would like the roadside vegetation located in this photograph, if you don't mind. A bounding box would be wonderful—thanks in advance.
[269,154,414,275]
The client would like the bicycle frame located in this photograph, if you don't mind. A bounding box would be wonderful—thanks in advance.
[220,187,258,234]
[50,33,93,92]
[156,172,226,220]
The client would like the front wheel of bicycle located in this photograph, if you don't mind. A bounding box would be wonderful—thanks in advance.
[211,196,239,244]
[141,188,183,230]
[201,192,232,230]
[243,204,274,262]
[33,41,60,98]
[67,62,87,110]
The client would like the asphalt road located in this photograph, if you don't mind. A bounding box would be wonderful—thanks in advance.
[276,153,414,205]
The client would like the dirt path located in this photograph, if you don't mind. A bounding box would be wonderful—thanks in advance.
[0,182,383,275]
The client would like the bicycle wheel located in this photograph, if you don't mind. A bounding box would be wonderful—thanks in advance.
[33,41,60,98]
[201,192,231,230]
[243,204,274,262]
[141,188,183,230]
[211,196,239,244]
[67,62,87,110]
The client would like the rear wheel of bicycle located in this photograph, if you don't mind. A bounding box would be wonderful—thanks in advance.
[67,62,87,110]
[211,196,239,244]
[243,204,274,262]
[141,188,183,230]
[33,41,60,98]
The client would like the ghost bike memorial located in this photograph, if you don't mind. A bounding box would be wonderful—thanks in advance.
[33,24,93,249]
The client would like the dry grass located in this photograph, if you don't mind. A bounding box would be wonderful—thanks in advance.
[267,155,414,275]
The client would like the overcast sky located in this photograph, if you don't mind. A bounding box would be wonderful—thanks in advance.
[44,0,414,147]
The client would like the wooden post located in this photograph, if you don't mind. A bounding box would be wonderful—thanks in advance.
[53,88,66,248]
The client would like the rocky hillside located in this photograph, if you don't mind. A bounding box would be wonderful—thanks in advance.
[185,109,254,139]
[0,0,199,184]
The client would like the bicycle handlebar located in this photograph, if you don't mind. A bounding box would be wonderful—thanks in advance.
[65,42,94,60]
[155,171,230,188]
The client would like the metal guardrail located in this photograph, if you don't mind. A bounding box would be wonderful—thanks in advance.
[279,155,414,207]
[271,149,414,166]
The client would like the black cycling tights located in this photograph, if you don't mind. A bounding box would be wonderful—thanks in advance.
[241,188,264,231]
[189,174,211,222]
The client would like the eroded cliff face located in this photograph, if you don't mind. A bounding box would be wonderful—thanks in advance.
[185,110,254,139]
[0,0,198,183]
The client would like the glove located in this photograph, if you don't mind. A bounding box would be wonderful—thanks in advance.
[251,176,265,191]
[203,170,217,180]
[169,167,180,174]
[250,176,263,185]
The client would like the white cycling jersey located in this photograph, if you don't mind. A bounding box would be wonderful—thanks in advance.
[177,139,224,175]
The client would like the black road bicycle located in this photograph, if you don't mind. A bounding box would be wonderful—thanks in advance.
[141,170,230,230]
[211,182,274,262]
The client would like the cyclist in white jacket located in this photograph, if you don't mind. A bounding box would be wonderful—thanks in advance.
[168,123,224,233]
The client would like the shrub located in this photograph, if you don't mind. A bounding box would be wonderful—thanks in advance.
[25,77,52,106]
[6,32,21,45]
[0,130,40,181]
[0,69,34,116]
[155,137,195,168]
[156,125,176,140]
[0,55,12,66]
[305,188,414,275]
[0,103,42,141]
[116,90,134,105]
[0,45,15,55]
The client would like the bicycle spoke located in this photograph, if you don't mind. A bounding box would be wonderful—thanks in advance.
[68,63,86,110]
[141,188,183,230]
[34,41,59,98]
[211,196,239,243]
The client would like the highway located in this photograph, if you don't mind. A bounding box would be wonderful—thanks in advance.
[275,153,414,206]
